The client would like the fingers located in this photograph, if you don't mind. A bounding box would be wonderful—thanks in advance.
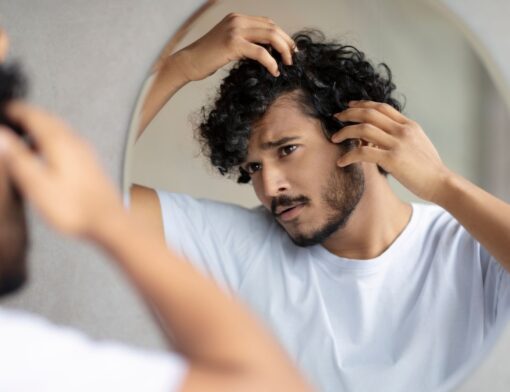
[0,28,9,62]
[224,13,295,72]
[0,127,51,201]
[5,101,73,163]
[244,27,294,66]
[335,106,405,137]
[242,42,280,76]
[347,100,407,124]
[331,123,395,149]
[230,14,296,53]
[337,145,390,169]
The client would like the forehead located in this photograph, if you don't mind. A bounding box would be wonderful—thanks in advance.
[248,93,322,151]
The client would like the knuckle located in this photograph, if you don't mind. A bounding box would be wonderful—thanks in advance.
[226,12,243,26]
[378,102,391,111]
[226,12,240,20]
[268,27,279,39]
[396,124,410,136]
[407,119,418,129]
[263,16,276,26]
[360,123,373,133]
[361,108,372,118]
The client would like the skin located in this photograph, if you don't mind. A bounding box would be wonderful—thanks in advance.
[333,100,510,268]
[0,27,313,392]
[243,93,366,248]
[0,28,28,296]
[139,12,296,135]
[132,13,413,260]
[0,101,312,392]
[133,12,510,267]
[0,163,27,296]
[126,11,510,388]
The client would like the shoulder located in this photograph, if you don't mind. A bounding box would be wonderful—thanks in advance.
[412,202,463,235]
[0,308,187,391]
[129,184,164,241]
[157,189,273,226]
[412,202,485,263]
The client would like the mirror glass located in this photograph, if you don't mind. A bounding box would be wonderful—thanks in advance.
[124,0,510,390]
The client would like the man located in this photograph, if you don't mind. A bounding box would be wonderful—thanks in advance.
[132,13,510,392]
[0,29,312,392]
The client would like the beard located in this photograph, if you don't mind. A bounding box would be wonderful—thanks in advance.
[274,163,365,247]
[0,187,29,297]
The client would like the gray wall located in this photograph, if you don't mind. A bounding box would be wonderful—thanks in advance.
[1,0,204,348]
[1,0,510,390]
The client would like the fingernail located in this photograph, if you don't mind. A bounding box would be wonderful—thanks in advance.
[275,70,280,77]
[348,101,358,106]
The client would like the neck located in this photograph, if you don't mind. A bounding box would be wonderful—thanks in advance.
[321,169,412,260]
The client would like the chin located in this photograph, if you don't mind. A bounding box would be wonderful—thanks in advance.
[286,213,351,247]
[287,225,335,247]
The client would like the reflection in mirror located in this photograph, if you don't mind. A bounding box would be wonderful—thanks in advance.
[125,1,510,391]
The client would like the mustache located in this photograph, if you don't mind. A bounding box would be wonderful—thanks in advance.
[271,195,310,216]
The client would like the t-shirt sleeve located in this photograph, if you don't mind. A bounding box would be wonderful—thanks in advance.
[156,191,273,291]
[479,244,510,328]
[431,206,510,334]
[1,311,188,392]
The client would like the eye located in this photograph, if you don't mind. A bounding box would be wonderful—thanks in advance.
[279,144,298,157]
[245,162,262,175]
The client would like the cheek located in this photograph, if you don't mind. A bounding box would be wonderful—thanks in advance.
[251,179,269,207]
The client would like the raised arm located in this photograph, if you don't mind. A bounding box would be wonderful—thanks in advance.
[333,100,510,271]
[0,102,313,392]
[137,12,296,137]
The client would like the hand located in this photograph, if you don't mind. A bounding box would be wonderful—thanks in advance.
[0,28,9,62]
[0,102,124,239]
[332,100,451,202]
[174,12,296,81]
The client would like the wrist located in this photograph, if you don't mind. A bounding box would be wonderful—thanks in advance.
[163,49,194,84]
[85,204,133,250]
[429,168,461,208]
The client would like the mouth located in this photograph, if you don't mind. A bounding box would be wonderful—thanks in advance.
[276,203,306,222]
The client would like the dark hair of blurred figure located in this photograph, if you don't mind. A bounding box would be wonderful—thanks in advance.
[0,62,29,297]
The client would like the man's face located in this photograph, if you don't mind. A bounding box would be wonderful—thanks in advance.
[0,162,28,297]
[243,93,365,246]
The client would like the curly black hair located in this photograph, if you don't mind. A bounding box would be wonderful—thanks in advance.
[197,30,403,183]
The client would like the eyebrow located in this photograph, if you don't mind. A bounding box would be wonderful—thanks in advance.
[260,136,301,150]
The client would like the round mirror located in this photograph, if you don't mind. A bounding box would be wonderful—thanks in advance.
[124,1,510,390]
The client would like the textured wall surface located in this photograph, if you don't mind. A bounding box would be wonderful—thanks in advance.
[1,0,510,389]
[1,0,204,348]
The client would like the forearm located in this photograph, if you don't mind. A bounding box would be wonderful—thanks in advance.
[137,51,190,138]
[433,170,510,271]
[90,210,310,390]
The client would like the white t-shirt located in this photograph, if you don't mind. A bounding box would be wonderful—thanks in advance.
[157,191,510,392]
[0,308,187,392]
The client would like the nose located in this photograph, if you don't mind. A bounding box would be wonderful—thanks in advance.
[260,165,289,199]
